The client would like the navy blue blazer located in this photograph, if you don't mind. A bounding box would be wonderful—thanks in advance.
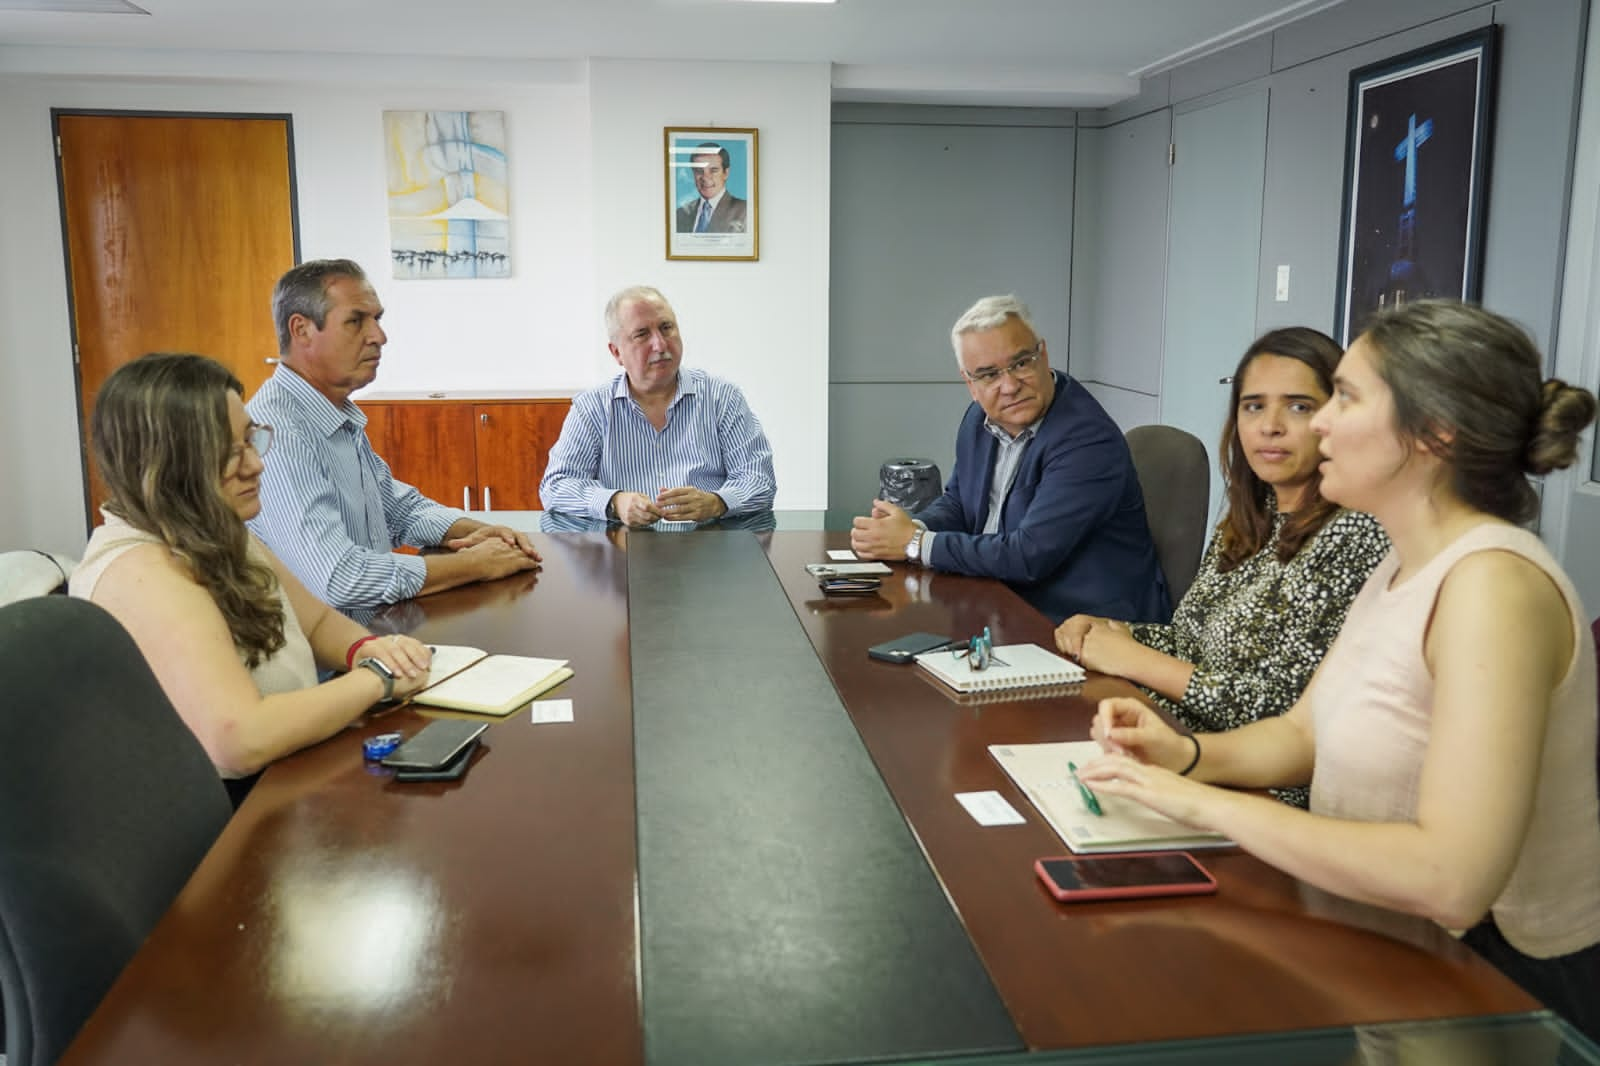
[917,371,1171,624]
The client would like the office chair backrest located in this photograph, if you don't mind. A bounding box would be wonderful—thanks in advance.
[1124,425,1210,604]
[0,597,230,1066]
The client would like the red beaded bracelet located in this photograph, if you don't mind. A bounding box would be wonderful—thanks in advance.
[345,634,381,670]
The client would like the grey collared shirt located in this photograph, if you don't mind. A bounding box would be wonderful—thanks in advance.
[915,414,1043,563]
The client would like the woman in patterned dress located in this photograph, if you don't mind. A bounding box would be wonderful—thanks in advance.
[1056,328,1389,797]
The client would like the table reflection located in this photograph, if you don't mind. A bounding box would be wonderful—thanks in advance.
[538,509,779,533]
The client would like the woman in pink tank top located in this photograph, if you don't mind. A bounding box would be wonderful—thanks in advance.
[1076,300,1600,1039]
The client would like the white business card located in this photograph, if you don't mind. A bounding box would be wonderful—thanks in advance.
[955,790,1025,826]
[827,549,858,561]
[529,699,574,724]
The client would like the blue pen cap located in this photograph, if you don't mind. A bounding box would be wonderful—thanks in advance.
[363,732,404,760]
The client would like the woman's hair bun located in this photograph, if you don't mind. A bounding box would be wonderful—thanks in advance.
[1524,378,1598,475]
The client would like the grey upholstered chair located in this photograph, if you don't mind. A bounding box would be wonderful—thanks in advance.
[0,597,230,1066]
[1125,425,1211,604]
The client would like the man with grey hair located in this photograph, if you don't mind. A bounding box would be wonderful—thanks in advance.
[248,258,541,611]
[540,285,775,526]
[851,294,1169,623]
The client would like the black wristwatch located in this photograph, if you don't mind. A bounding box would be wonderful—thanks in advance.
[355,656,397,703]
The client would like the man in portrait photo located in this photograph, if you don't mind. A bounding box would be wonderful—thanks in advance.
[675,142,748,234]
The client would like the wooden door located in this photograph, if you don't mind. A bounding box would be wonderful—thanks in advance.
[362,401,479,510]
[476,401,571,511]
[55,111,298,526]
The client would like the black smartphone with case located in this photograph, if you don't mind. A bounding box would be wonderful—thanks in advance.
[393,738,482,782]
[867,631,954,664]
[381,719,489,771]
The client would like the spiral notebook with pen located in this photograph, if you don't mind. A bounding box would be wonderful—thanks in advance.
[914,641,1085,694]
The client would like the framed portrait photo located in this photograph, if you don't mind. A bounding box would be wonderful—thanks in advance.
[1333,27,1498,345]
[665,127,759,261]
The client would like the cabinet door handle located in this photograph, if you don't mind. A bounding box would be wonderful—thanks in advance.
[462,486,471,510]
[264,357,280,366]
[483,486,493,512]
[480,413,489,425]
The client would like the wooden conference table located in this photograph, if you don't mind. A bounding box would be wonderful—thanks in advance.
[60,525,1556,1066]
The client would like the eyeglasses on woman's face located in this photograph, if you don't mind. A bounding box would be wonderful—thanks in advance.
[963,343,1043,390]
[224,423,274,474]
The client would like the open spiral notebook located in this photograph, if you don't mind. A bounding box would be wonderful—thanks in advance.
[407,644,573,716]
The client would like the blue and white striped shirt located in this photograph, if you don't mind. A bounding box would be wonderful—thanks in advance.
[246,366,467,610]
[540,367,776,519]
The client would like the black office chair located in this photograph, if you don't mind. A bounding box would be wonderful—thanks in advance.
[1125,425,1211,603]
[0,597,231,1066]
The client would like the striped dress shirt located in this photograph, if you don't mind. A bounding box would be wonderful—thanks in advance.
[246,366,466,610]
[540,367,776,520]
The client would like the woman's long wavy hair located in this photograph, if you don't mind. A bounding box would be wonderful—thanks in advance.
[92,353,286,667]
[1215,327,1343,573]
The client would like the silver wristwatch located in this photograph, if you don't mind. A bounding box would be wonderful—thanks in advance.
[355,656,397,703]
[904,529,923,562]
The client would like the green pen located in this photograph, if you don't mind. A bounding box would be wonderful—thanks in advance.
[1068,761,1103,817]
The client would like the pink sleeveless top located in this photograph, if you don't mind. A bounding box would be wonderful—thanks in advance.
[1308,522,1600,958]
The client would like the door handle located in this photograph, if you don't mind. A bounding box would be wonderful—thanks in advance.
[483,486,493,512]
[265,357,280,366]
[480,412,489,425]
[462,486,471,510]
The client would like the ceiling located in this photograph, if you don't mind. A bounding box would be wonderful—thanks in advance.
[0,0,1350,106]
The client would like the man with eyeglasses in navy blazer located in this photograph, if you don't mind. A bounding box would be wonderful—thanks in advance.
[850,294,1170,624]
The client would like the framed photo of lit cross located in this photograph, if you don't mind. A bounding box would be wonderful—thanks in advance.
[1333,27,1498,346]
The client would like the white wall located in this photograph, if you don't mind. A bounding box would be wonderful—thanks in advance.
[0,51,830,555]
[588,58,832,512]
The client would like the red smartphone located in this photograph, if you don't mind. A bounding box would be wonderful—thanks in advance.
[1034,851,1217,903]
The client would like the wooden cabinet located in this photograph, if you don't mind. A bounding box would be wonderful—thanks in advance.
[360,398,572,512]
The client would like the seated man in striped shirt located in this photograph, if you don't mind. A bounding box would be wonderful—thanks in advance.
[540,285,776,526]
[248,259,542,612]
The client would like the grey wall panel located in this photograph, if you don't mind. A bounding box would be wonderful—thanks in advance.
[1162,90,1269,528]
[1069,109,1171,395]
[830,121,1073,385]
[1478,0,1587,353]
[833,103,1076,128]
[1084,381,1160,432]
[1169,35,1273,104]
[1254,52,1364,334]
[1254,4,1569,339]
[826,382,971,521]
[1271,0,1489,70]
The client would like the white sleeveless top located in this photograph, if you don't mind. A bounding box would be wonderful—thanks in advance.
[1307,522,1600,958]
[70,513,318,775]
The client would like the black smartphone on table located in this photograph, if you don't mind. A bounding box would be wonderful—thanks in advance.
[1034,851,1217,903]
[381,719,489,771]
[393,738,483,782]
[867,631,955,664]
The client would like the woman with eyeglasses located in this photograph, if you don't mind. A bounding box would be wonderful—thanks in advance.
[70,354,432,800]
[1077,302,1600,1038]
[1055,327,1389,803]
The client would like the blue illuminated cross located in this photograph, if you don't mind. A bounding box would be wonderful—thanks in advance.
[1393,113,1434,208]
